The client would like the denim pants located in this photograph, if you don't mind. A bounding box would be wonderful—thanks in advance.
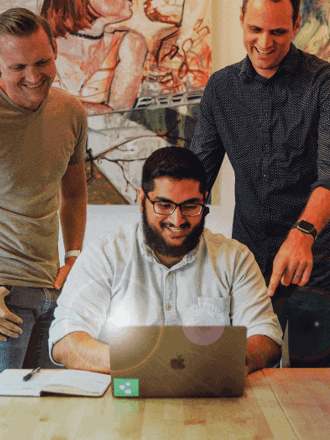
[0,286,61,373]
[269,259,330,367]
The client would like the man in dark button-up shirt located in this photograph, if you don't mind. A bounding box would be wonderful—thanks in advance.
[191,0,330,367]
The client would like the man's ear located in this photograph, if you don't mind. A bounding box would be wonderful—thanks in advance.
[239,7,244,28]
[53,38,57,59]
[293,13,302,38]
[137,188,144,212]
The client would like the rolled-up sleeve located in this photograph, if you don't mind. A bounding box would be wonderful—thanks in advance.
[230,245,283,347]
[48,238,113,364]
[311,71,330,192]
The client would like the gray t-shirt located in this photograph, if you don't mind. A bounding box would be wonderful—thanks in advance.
[0,86,87,287]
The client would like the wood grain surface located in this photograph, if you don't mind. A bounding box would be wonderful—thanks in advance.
[0,369,329,439]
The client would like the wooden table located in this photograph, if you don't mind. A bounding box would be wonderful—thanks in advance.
[0,369,329,440]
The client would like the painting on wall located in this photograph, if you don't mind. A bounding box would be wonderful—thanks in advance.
[0,0,211,204]
[294,0,330,60]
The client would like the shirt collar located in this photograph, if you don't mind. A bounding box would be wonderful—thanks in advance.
[0,84,49,114]
[137,220,200,269]
[239,43,299,80]
[239,56,256,80]
[277,43,299,74]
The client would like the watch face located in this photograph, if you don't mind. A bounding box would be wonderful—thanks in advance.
[298,220,314,233]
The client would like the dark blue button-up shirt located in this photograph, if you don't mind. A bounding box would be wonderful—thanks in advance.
[191,44,330,274]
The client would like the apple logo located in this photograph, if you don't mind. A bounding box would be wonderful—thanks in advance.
[171,355,185,369]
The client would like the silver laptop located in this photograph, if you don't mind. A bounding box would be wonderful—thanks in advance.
[109,325,247,398]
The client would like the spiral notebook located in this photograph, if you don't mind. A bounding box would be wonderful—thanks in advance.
[0,369,111,397]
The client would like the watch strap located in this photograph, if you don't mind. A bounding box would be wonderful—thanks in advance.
[292,221,317,240]
[65,250,81,260]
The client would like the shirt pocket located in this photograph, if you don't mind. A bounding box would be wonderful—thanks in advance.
[181,297,231,326]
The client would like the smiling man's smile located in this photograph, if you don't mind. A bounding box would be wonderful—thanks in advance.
[0,26,57,111]
[165,225,186,233]
[255,47,275,55]
[24,80,46,89]
[138,176,207,268]
[240,0,301,79]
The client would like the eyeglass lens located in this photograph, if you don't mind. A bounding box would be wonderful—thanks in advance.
[154,202,202,216]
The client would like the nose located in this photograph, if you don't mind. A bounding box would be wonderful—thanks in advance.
[25,66,42,83]
[258,32,273,49]
[167,206,186,226]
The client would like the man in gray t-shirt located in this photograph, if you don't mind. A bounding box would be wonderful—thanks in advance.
[0,8,87,372]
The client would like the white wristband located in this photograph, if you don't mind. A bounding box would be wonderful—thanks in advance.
[65,250,81,260]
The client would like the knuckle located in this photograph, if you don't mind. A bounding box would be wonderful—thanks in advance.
[1,328,18,338]
[0,327,9,337]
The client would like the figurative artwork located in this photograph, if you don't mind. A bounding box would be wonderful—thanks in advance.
[0,0,211,204]
[294,0,330,61]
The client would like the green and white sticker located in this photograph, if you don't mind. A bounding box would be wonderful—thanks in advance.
[113,378,139,397]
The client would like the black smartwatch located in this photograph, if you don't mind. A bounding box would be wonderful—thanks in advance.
[292,220,317,240]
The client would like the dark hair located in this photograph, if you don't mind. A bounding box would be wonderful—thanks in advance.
[142,147,207,196]
[0,7,55,50]
[242,0,301,25]
[40,0,101,38]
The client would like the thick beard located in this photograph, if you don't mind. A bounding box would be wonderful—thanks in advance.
[142,201,205,259]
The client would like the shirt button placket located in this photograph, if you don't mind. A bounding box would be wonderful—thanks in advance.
[164,271,177,325]
[262,88,272,188]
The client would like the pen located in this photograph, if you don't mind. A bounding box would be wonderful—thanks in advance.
[23,367,41,382]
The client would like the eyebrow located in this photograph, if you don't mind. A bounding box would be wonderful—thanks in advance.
[9,62,26,68]
[247,24,288,32]
[10,57,51,69]
[154,196,203,204]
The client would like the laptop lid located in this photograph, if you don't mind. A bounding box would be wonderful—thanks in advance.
[109,325,247,398]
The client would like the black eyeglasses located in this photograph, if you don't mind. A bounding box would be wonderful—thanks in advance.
[144,191,205,217]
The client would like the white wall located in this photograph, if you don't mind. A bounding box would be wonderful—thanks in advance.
[59,0,246,261]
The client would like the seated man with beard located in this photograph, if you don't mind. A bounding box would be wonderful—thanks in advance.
[49,147,282,375]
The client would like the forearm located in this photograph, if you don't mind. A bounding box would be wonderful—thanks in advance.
[52,331,110,374]
[55,162,87,289]
[245,335,281,375]
[268,187,330,295]
[59,189,87,254]
[296,186,330,236]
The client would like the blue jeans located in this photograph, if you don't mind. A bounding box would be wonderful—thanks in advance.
[269,259,330,367]
[0,286,61,373]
